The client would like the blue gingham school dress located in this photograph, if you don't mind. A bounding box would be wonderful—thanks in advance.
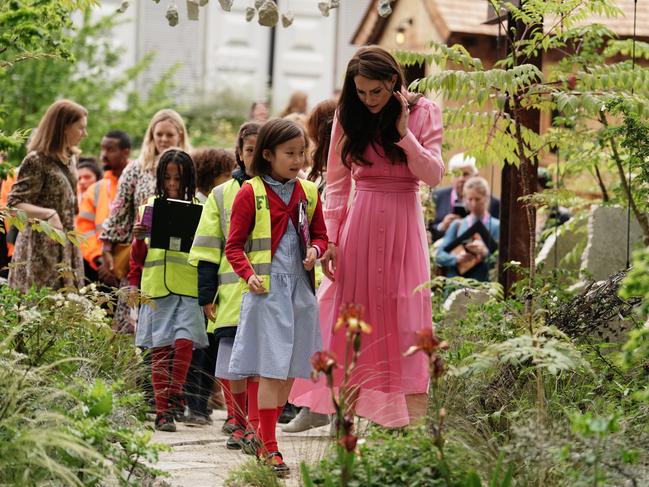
[136,294,209,349]
[228,176,322,380]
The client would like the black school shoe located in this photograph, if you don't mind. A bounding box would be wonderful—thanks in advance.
[265,451,290,477]
[226,426,246,450]
[184,410,210,426]
[277,403,298,424]
[154,412,176,432]
[221,416,238,435]
[241,431,261,456]
[168,393,187,422]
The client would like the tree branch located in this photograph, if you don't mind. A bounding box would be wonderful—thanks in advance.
[599,112,649,245]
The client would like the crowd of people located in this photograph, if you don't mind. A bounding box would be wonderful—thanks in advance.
[0,46,520,476]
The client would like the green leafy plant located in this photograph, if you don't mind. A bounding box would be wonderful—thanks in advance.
[0,285,166,485]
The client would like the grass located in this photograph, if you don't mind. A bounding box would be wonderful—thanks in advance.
[224,458,283,487]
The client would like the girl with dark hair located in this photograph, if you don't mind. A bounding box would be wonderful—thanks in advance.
[77,156,103,202]
[128,149,208,432]
[306,98,337,187]
[224,119,328,475]
[192,148,236,202]
[188,121,262,443]
[281,99,337,433]
[289,46,445,428]
[235,121,262,172]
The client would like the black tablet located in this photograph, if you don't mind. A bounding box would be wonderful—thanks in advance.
[150,198,203,253]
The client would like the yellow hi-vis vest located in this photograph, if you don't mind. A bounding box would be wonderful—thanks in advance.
[244,176,319,293]
[189,178,246,332]
[140,197,200,299]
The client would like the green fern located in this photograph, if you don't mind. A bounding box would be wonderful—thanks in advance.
[453,326,592,378]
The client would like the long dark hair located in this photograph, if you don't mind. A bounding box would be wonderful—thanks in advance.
[155,149,196,201]
[235,121,262,171]
[250,118,305,176]
[338,46,417,168]
[306,99,337,182]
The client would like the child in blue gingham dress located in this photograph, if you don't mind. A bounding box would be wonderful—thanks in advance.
[229,175,321,379]
[224,119,328,475]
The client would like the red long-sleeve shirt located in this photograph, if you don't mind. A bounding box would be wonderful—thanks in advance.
[225,180,328,283]
[128,236,147,287]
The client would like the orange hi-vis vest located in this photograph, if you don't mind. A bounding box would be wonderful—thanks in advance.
[76,170,119,270]
[1,173,16,257]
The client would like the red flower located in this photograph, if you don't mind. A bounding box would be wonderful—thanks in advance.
[310,350,338,381]
[567,74,577,90]
[431,354,445,380]
[339,433,358,452]
[404,328,448,357]
[334,303,372,334]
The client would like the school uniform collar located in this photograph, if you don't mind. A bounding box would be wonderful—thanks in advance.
[262,174,296,189]
[232,168,250,186]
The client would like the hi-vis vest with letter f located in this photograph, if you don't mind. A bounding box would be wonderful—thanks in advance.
[140,197,199,299]
[244,176,318,293]
[188,176,318,331]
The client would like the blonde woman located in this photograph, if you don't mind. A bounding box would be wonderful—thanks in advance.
[100,109,191,271]
[435,176,500,282]
[279,90,308,117]
[8,99,88,292]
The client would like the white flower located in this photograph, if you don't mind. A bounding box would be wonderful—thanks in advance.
[19,308,42,324]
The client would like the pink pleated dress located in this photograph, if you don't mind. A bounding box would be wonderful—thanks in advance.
[289,97,445,427]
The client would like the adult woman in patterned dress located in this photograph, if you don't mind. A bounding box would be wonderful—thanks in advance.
[100,109,191,331]
[8,99,88,292]
[290,46,445,427]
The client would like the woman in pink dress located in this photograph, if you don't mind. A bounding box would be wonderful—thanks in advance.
[289,46,444,427]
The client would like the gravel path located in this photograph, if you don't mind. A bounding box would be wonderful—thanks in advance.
[152,408,332,487]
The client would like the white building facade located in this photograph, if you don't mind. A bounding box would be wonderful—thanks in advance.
[97,0,370,113]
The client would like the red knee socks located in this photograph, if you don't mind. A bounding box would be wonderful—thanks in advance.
[233,391,247,428]
[259,408,279,454]
[246,380,260,432]
[151,346,172,414]
[168,338,193,397]
[221,379,235,419]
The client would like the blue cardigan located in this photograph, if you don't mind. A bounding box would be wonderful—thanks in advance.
[436,216,500,282]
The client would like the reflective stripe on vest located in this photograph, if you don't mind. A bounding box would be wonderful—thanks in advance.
[189,178,245,331]
[140,197,200,299]
[192,235,223,249]
[141,248,198,298]
[188,179,239,267]
[93,182,101,208]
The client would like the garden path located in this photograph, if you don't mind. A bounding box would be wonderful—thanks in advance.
[153,408,331,487]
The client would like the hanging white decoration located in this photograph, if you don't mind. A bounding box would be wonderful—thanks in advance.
[281,11,294,27]
[318,1,330,16]
[257,0,279,27]
[217,0,232,10]
[186,0,200,20]
[378,0,393,17]
[166,3,180,25]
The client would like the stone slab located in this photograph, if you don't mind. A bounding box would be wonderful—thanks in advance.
[442,287,493,324]
[581,205,644,281]
[536,216,587,275]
